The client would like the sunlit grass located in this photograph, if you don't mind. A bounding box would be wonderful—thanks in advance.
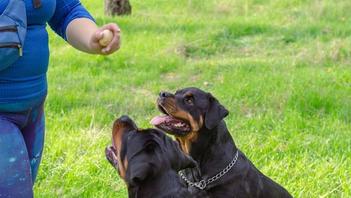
[34,0,351,197]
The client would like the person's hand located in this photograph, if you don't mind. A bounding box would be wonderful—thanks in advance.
[90,23,121,55]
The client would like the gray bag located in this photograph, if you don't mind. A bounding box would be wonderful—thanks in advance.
[0,0,41,71]
[0,0,27,70]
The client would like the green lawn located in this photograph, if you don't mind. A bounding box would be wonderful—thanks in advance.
[34,0,351,197]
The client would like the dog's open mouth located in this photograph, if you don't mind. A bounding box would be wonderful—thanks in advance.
[105,145,119,169]
[151,114,191,136]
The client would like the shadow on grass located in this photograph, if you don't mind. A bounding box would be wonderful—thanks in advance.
[287,85,351,123]
[172,22,351,59]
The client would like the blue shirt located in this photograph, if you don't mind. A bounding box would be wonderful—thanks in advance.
[0,0,94,112]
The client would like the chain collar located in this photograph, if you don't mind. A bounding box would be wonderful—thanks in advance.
[178,150,239,190]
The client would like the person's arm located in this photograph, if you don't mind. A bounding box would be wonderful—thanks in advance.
[48,0,120,55]
[66,19,120,54]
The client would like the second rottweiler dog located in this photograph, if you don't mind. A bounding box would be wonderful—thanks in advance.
[151,87,293,198]
[105,115,208,198]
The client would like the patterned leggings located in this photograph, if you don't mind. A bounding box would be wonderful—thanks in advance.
[0,103,45,198]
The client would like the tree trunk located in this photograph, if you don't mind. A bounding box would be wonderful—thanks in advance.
[105,0,132,16]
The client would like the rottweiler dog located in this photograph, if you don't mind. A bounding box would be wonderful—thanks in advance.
[105,115,208,198]
[151,87,293,198]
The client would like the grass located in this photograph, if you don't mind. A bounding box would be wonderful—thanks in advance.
[34,0,351,197]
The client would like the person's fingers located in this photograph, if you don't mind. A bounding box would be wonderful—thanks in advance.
[92,30,104,43]
[100,23,120,34]
[100,23,121,54]
[106,23,121,33]
[101,36,120,54]
[93,23,117,44]
[104,30,120,52]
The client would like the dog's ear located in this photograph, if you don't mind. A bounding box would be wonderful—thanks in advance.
[204,93,229,129]
[112,115,138,152]
[126,140,160,185]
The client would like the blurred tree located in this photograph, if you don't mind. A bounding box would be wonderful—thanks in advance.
[105,0,132,16]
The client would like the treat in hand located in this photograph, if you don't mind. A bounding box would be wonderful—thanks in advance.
[99,29,114,47]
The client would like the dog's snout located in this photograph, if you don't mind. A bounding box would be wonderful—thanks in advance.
[159,92,166,98]
[159,91,172,98]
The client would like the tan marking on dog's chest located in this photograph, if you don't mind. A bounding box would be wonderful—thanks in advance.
[177,131,198,154]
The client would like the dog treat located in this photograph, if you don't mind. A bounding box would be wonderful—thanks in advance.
[99,29,113,46]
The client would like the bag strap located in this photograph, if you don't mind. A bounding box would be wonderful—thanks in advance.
[5,0,41,9]
[32,0,41,8]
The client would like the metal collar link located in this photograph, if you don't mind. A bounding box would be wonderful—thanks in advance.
[179,150,239,190]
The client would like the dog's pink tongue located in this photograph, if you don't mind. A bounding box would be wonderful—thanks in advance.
[150,115,169,126]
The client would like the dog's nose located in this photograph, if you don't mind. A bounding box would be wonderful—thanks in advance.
[159,91,171,98]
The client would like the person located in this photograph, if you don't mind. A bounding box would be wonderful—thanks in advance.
[0,0,121,197]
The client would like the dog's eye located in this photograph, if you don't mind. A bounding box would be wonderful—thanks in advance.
[184,95,194,105]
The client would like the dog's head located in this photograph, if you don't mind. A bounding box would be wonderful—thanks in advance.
[105,115,196,187]
[151,87,228,153]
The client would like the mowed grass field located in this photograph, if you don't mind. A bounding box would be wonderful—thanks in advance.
[34,0,351,197]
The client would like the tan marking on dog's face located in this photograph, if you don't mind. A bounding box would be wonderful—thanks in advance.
[161,97,203,132]
[160,97,177,114]
[177,118,203,154]
[160,97,205,154]
[123,156,128,176]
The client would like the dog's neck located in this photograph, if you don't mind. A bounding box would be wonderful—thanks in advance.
[189,120,238,177]
[128,170,188,198]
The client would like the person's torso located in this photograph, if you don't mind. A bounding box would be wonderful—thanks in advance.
[0,0,56,112]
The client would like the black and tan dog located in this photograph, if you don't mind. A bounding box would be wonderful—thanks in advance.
[151,87,293,198]
[105,115,208,198]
